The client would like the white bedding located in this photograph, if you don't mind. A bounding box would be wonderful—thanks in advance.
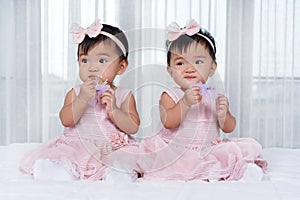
[0,143,299,200]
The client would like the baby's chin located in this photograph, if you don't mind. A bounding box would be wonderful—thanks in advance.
[180,80,205,90]
[178,83,190,91]
[185,79,204,86]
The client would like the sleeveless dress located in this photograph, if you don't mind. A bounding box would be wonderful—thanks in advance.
[137,87,267,181]
[20,85,139,180]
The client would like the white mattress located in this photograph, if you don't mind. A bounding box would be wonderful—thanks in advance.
[0,143,299,200]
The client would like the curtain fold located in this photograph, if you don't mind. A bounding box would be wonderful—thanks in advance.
[225,0,255,139]
[0,0,42,144]
[226,0,300,148]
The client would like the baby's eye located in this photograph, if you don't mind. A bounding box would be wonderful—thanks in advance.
[195,60,203,65]
[176,61,185,66]
[81,58,88,63]
[99,58,107,64]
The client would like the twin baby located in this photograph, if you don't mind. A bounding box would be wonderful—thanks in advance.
[19,19,267,182]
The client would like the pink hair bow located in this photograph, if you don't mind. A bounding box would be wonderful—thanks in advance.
[70,19,103,44]
[167,19,200,41]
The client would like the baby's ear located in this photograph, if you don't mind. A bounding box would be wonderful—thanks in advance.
[117,59,128,75]
[167,66,172,77]
[209,61,217,76]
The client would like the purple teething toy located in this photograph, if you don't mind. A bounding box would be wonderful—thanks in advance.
[95,83,110,99]
[89,79,110,106]
[190,83,215,105]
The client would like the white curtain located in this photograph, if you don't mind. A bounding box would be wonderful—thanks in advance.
[226,0,300,148]
[0,0,299,148]
[0,0,42,144]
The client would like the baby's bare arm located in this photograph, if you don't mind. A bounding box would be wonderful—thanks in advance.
[59,89,88,127]
[216,94,236,133]
[106,93,140,134]
[159,92,191,129]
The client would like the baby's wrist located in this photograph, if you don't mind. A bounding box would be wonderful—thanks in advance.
[106,104,118,115]
[218,111,231,122]
[180,98,191,108]
[106,106,120,124]
[77,94,89,103]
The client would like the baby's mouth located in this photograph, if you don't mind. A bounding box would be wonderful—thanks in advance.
[184,75,197,79]
[88,75,100,85]
[88,75,99,80]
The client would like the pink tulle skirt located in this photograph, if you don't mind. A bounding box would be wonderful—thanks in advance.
[137,135,267,181]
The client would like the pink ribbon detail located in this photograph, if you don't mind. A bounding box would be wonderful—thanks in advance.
[167,19,200,41]
[111,132,129,150]
[70,19,103,44]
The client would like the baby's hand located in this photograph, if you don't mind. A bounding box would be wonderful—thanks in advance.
[98,88,117,113]
[78,79,96,102]
[216,94,229,119]
[182,86,201,107]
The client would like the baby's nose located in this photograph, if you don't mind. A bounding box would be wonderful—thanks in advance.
[185,64,196,72]
[89,66,98,71]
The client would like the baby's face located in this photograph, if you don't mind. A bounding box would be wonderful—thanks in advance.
[168,42,216,90]
[78,41,122,85]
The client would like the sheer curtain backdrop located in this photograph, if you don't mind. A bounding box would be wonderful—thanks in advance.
[0,0,299,148]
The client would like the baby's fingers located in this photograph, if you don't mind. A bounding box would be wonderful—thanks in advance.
[103,88,114,95]
[216,94,228,104]
[190,87,201,102]
[99,96,111,105]
[191,86,200,92]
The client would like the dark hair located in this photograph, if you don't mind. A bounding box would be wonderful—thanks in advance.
[77,24,129,60]
[166,28,216,65]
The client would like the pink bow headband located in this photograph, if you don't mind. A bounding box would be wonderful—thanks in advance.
[70,19,127,55]
[166,19,215,53]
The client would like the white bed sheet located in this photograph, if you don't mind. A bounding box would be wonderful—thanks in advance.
[0,143,299,200]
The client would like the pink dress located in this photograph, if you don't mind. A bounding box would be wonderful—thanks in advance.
[137,87,267,181]
[20,85,139,180]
